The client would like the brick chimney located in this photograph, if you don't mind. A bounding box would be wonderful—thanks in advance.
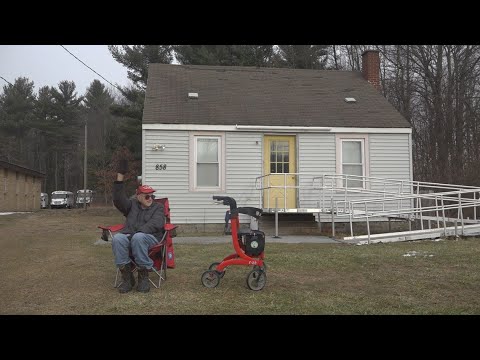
[362,50,381,91]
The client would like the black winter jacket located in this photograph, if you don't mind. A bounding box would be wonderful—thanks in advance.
[113,181,165,241]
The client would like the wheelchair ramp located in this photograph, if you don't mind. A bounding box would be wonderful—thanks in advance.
[255,173,480,243]
[344,223,480,244]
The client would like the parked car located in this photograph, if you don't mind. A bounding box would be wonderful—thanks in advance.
[76,189,93,207]
[50,191,75,209]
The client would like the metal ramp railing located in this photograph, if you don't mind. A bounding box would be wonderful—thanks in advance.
[336,187,480,243]
[254,173,480,243]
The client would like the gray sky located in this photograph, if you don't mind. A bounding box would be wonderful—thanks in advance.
[0,45,131,96]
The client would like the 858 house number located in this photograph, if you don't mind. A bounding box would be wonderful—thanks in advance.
[155,164,167,170]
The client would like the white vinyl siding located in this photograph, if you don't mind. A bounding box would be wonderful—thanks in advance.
[143,129,411,224]
[224,132,264,224]
[369,133,411,188]
[143,130,261,224]
[298,133,336,209]
[299,133,410,217]
[368,133,412,213]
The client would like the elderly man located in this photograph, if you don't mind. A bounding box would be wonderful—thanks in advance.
[112,160,165,293]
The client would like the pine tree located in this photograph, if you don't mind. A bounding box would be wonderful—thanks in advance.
[108,45,174,159]
[49,80,83,191]
[0,77,37,164]
[276,45,329,69]
[174,45,276,67]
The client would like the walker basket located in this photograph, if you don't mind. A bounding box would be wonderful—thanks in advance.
[243,230,265,257]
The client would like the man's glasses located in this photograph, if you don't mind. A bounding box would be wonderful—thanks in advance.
[144,194,155,200]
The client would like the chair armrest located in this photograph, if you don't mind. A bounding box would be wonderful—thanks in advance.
[98,224,125,232]
[164,223,177,231]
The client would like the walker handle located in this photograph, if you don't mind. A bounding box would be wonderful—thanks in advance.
[213,196,237,210]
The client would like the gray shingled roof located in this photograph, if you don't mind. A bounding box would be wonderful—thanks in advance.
[0,160,46,178]
[143,64,411,128]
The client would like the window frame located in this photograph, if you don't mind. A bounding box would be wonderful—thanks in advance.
[189,132,226,192]
[269,139,290,174]
[335,134,369,189]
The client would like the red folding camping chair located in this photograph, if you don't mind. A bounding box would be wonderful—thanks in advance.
[98,197,177,289]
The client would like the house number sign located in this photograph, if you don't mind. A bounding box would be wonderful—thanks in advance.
[155,164,167,170]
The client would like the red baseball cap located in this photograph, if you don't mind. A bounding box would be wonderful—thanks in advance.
[136,185,155,195]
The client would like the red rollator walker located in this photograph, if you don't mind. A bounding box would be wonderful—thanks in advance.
[201,196,267,291]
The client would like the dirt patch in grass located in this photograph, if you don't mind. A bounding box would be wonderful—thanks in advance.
[1,208,480,314]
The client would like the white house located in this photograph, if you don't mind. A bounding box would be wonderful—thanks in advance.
[141,50,412,226]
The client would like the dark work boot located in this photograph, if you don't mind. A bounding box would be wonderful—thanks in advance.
[118,262,135,293]
[137,268,150,293]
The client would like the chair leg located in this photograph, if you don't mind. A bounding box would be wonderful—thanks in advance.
[148,247,166,289]
[148,266,165,288]
[163,246,168,281]
[114,268,120,288]
[149,269,161,288]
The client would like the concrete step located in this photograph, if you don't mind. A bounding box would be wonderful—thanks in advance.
[260,213,316,222]
[257,214,320,235]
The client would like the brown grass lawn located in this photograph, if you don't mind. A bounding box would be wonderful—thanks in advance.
[1,207,480,314]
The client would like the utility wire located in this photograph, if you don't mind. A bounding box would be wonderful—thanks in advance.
[59,45,127,96]
[0,76,13,86]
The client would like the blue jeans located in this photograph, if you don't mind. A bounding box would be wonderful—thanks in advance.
[112,232,158,269]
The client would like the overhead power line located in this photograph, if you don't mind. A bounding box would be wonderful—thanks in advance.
[59,45,126,96]
[0,76,13,86]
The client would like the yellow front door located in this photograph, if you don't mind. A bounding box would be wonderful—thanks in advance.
[263,135,296,209]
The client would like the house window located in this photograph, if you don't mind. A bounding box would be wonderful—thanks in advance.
[190,133,225,191]
[270,141,289,173]
[336,135,369,188]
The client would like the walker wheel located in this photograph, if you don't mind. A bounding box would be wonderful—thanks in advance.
[208,262,226,277]
[209,262,220,270]
[246,269,267,291]
[201,270,221,288]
